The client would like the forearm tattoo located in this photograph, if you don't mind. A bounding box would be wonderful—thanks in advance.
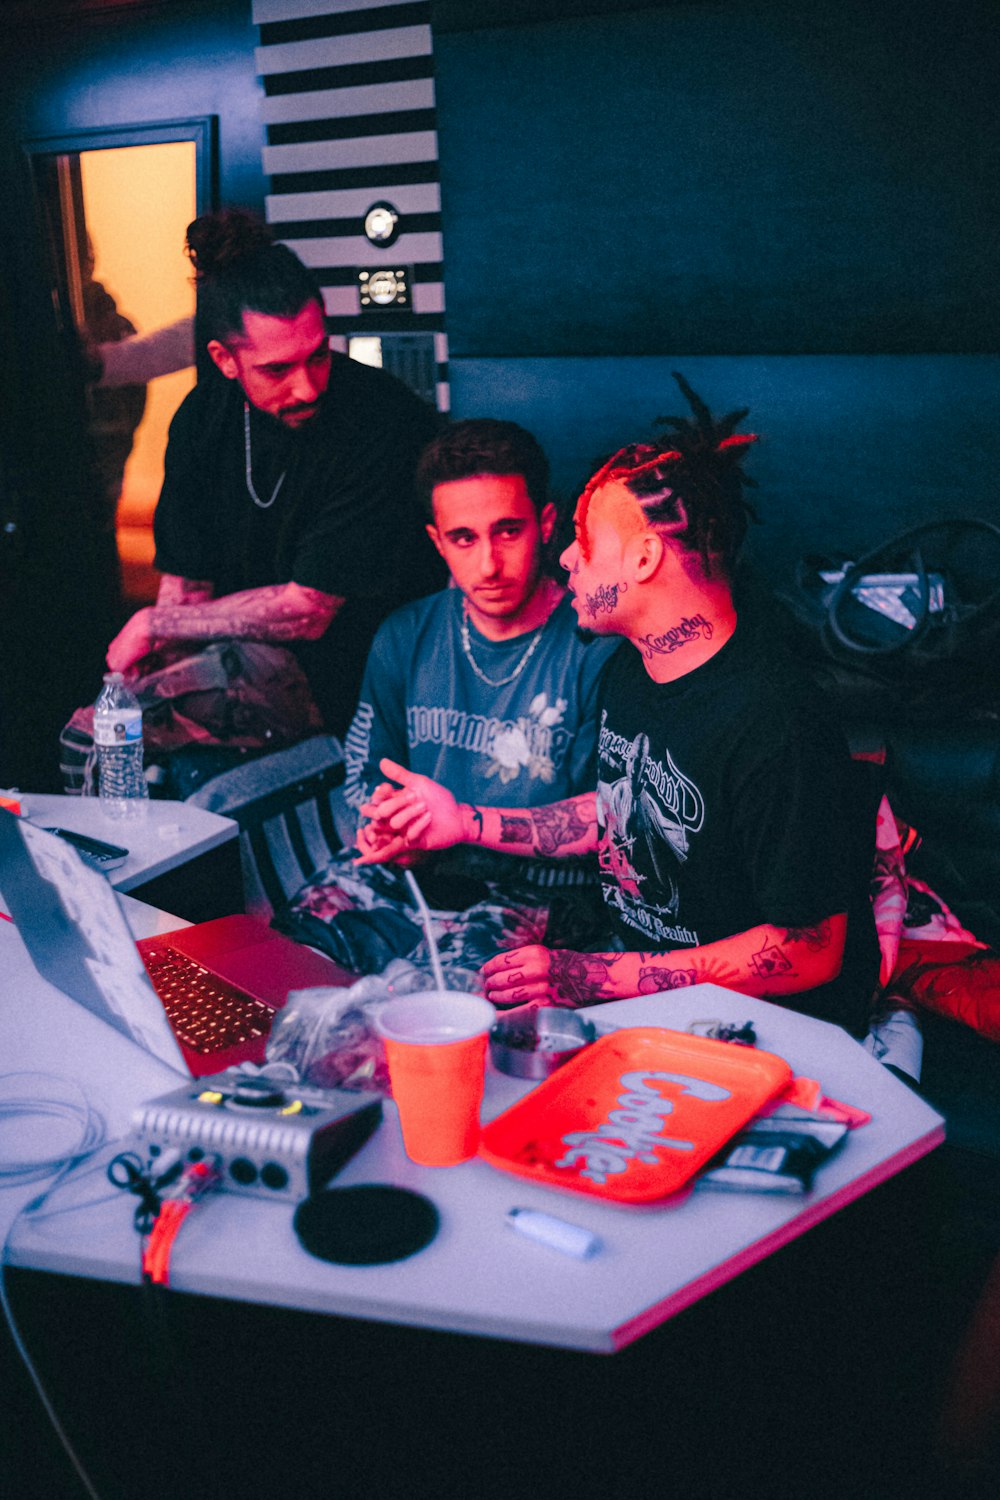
[636,965,697,993]
[688,955,745,989]
[499,815,532,846]
[783,920,832,952]
[531,799,593,855]
[150,583,336,644]
[637,613,713,660]
[748,937,794,981]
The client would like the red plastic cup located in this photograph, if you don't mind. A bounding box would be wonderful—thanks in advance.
[376,992,496,1166]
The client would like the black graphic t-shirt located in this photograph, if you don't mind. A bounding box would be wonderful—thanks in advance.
[596,626,878,1033]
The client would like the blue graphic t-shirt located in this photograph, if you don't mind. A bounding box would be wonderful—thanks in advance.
[342,589,619,890]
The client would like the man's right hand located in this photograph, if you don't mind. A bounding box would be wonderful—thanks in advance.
[106,607,163,675]
[354,758,473,865]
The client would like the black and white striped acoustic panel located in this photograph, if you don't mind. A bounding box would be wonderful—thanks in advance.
[252,0,448,410]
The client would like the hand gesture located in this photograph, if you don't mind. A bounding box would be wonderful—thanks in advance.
[354,759,468,866]
[354,814,426,868]
[106,607,161,676]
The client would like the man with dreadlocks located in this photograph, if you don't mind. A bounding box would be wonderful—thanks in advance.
[356,375,879,1034]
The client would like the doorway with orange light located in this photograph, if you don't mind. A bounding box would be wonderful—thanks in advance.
[26,117,214,611]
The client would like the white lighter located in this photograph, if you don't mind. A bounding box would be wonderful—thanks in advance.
[506,1207,600,1259]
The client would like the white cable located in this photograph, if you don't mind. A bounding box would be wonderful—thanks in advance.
[0,1072,108,1500]
[404,867,446,993]
[0,1074,106,1182]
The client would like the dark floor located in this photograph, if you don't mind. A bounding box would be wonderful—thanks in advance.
[3,1132,1000,1500]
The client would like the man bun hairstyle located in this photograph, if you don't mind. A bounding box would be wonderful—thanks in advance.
[579,372,758,577]
[416,417,550,521]
[187,207,325,346]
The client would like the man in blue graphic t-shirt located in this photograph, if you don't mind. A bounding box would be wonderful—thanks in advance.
[355,379,880,1035]
[276,419,618,975]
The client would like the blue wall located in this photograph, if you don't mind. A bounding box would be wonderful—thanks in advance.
[449,355,1000,580]
[435,1,998,357]
[435,1,1000,581]
[2,0,265,213]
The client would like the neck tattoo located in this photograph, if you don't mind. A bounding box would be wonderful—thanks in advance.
[244,401,287,509]
[459,596,552,688]
[637,613,714,659]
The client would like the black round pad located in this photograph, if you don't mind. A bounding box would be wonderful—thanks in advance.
[294,1185,439,1265]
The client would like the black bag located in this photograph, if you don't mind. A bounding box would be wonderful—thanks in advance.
[778,518,1000,723]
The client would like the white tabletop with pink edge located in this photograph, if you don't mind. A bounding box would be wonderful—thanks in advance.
[0,900,943,1354]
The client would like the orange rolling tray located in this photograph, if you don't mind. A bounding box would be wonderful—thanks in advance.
[479,1026,793,1203]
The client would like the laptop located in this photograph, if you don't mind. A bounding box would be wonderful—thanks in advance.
[0,808,354,1077]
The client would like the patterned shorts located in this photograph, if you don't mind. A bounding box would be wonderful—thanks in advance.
[273,851,611,981]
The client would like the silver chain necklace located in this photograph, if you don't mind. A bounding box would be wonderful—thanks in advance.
[459,599,550,688]
[244,401,286,509]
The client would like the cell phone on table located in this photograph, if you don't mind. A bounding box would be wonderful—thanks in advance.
[42,827,129,871]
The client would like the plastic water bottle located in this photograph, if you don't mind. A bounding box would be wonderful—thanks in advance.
[93,672,148,819]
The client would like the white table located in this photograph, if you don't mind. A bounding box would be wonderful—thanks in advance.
[16,793,236,893]
[0,900,944,1355]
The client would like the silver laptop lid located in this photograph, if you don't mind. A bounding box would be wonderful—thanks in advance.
[0,809,187,1075]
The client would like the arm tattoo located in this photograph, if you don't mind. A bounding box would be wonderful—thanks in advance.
[499,815,532,846]
[748,939,794,981]
[635,953,743,992]
[548,950,623,1006]
[637,613,714,660]
[150,582,340,644]
[783,920,832,952]
[531,800,592,855]
[689,956,744,989]
[636,965,697,993]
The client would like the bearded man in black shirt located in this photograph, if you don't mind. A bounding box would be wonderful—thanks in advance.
[355,376,879,1034]
[105,209,443,736]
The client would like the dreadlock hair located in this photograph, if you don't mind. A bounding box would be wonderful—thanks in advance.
[577,373,759,579]
[416,418,551,522]
[186,208,324,346]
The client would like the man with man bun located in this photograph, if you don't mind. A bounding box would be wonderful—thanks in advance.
[105,208,443,736]
[357,377,880,1033]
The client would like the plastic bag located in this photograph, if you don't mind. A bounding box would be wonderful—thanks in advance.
[266,959,484,1092]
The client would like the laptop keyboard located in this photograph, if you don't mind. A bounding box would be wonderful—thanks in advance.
[140,944,275,1053]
